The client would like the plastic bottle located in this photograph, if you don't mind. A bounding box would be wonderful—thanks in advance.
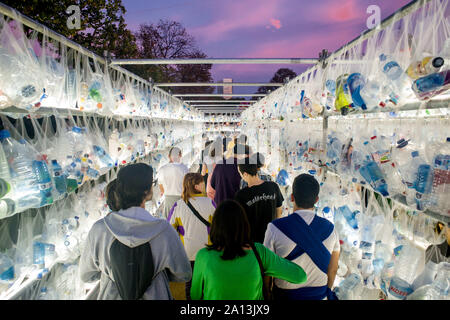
[408,151,434,211]
[335,273,363,300]
[407,262,450,300]
[411,260,440,291]
[335,74,353,115]
[406,56,445,79]
[93,145,114,169]
[347,73,367,110]
[379,54,413,101]
[412,70,450,100]
[358,141,389,196]
[429,137,450,215]
[50,159,67,197]
[335,205,359,230]
[0,253,14,282]
[31,154,54,206]
[0,130,42,212]
[326,135,343,169]
[387,243,424,300]
[0,142,12,198]
[367,136,405,196]
[359,78,386,111]
[33,235,57,269]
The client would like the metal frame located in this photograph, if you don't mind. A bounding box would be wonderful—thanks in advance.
[181,100,256,103]
[155,82,283,87]
[111,58,318,65]
[174,94,266,97]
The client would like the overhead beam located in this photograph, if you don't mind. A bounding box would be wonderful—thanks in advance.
[155,82,284,87]
[190,104,250,107]
[174,94,266,97]
[181,100,255,103]
[111,58,318,65]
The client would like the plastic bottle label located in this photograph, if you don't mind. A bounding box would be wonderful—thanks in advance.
[388,277,413,299]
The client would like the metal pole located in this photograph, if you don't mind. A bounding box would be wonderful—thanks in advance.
[155,82,284,87]
[111,58,319,65]
[174,94,266,97]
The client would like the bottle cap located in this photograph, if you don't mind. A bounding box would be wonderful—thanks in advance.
[72,126,82,133]
[411,151,419,157]
[432,57,444,68]
[447,137,450,142]
[0,130,11,139]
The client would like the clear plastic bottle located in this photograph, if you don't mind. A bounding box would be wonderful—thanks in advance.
[407,262,450,300]
[33,235,57,269]
[411,260,440,291]
[387,243,424,300]
[358,141,389,196]
[406,56,445,79]
[93,145,114,168]
[0,130,42,212]
[429,137,450,215]
[0,143,11,199]
[0,253,14,282]
[50,159,67,198]
[335,273,364,300]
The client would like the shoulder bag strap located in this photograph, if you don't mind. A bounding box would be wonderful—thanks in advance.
[186,200,211,228]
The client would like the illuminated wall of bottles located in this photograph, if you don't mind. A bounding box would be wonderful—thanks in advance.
[0,11,205,299]
[241,0,450,300]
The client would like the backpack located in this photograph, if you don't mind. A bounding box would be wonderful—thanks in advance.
[109,239,154,300]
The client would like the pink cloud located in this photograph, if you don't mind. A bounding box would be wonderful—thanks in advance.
[190,0,284,42]
[269,18,282,29]
[311,0,363,23]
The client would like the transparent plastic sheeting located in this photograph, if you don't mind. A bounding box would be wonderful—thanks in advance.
[0,16,203,121]
[241,0,450,121]
[0,116,203,300]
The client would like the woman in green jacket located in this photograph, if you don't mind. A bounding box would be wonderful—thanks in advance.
[191,200,307,300]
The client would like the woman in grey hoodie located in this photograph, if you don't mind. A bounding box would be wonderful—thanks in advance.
[79,163,192,299]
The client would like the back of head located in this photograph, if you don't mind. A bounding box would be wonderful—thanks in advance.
[115,163,154,210]
[169,147,182,162]
[208,200,251,260]
[255,152,265,169]
[238,153,259,176]
[182,172,204,202]
[292,174,320,209]
[106,180,121,212]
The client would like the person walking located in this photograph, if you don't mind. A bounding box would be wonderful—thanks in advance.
[264,174,340,300]
[240,152,272,189]
[235,153,284,244]
[210,143,250,205]
[157,147,189,219]
[190,200,307,300]
[79,163,192,300]
[168,173,216,300]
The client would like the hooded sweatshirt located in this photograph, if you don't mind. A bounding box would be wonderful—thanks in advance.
[79,207,192,300]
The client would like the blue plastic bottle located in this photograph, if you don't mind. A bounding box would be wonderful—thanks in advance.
[51,159,67,196]
[412,70,450,100]
[336,205,359,230]
[347,73,367,110]
[31,157,54,206]
[93,145,114,168]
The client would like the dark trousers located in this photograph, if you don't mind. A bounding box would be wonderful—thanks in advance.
[185,261,195,300]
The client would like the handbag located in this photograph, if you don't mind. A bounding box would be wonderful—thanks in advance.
[250,242,273,301]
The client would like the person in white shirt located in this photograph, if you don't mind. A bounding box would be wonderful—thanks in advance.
[264,173,340,300]
[157,147,189,219]
[168,172,216,299]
